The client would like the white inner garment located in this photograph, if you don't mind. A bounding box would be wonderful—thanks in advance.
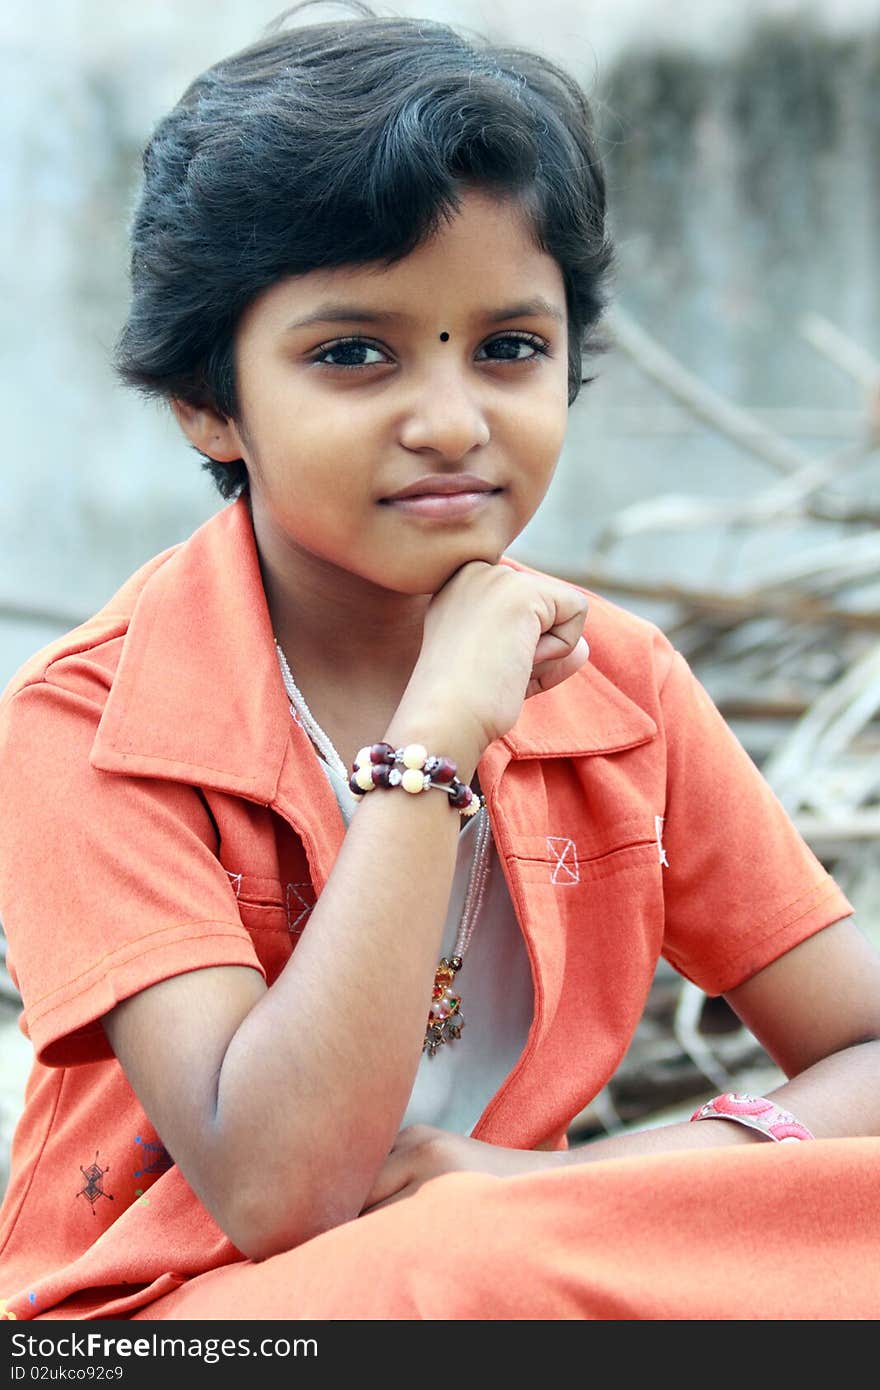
[319,756,534,1135]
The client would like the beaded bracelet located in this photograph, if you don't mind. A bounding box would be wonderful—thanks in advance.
[348,742,483,818]
[690,1092,815,1143]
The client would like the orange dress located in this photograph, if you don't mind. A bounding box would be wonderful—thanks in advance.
[0,496,869,1321]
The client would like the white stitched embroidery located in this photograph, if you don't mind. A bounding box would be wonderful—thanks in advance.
[225,871,243,899]
[655,815,669,867]
[547,837,579,885]
[286,882,315,934]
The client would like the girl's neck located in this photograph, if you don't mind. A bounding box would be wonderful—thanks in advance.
[254,513,429,692]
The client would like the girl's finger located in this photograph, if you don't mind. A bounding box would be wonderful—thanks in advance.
[532,592,588,665]
[533,628,589,667]
[526,636,590,698]
[361,1161,406,1213]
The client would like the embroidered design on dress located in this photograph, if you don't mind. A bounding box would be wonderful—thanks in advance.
[547,837,579,885]
[226,870,243,899]
[133,1135,172,1179]
[77,1152,113,1214]
[286,881,315,935]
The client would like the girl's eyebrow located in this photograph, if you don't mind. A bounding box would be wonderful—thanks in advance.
[284,296,565,332]
[284,304,406,331]
[489,298,565,325]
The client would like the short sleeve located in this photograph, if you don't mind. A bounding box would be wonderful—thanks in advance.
[0,678,265,1067]
[657,651,853,995]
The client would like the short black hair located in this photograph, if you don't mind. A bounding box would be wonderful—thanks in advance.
[115,1,614,498]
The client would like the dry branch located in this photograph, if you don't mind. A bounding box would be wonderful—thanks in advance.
[605,305,813,475]
[798,312,880,393]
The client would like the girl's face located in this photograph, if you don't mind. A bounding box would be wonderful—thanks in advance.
[195,189,569,597]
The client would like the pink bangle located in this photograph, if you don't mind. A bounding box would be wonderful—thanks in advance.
[690,1092,815,1143]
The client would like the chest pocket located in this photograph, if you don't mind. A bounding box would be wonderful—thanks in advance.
[512,825,661,885]
[226,872,316,985]
[497,747,667,953]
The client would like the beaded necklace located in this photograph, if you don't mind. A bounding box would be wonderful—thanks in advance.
[275,640,492,1056]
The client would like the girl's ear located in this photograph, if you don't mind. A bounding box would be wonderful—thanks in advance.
[170,398,245,463]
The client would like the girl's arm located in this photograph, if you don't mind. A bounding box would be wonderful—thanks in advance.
[575,912,880,1156]
[102,560,589,1261]
[362,913,880,1210]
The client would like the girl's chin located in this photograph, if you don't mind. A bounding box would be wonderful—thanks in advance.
[402,545,509,594]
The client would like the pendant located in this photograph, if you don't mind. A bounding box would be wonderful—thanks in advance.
[423,957,465,1057]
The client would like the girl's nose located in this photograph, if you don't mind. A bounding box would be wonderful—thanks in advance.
[398,369,491,459]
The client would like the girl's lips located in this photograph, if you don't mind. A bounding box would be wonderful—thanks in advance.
[381,489,501,520]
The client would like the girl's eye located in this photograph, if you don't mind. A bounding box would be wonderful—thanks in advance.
[310,332,549,369]
[477,333,548,362]
[311,338,391,369]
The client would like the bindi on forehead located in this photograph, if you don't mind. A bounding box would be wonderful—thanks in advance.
[439,331,450,342]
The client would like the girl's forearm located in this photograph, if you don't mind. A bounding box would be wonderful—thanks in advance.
[561,1038,880,1167]
[213,716,478,1257]
[763,1037,880,1137]
[441,1038,880,1190]
[357,1040,880,1209]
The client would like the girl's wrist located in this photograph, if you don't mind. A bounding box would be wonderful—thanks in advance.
[382,708,484,786]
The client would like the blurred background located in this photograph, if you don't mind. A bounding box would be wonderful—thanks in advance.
[1,0,879,1182]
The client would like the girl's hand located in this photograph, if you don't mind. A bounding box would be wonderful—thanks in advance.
[360,1123,556,1213]
[392,562,590,773]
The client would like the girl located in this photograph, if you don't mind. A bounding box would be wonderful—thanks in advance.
[1,2,879,1321]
